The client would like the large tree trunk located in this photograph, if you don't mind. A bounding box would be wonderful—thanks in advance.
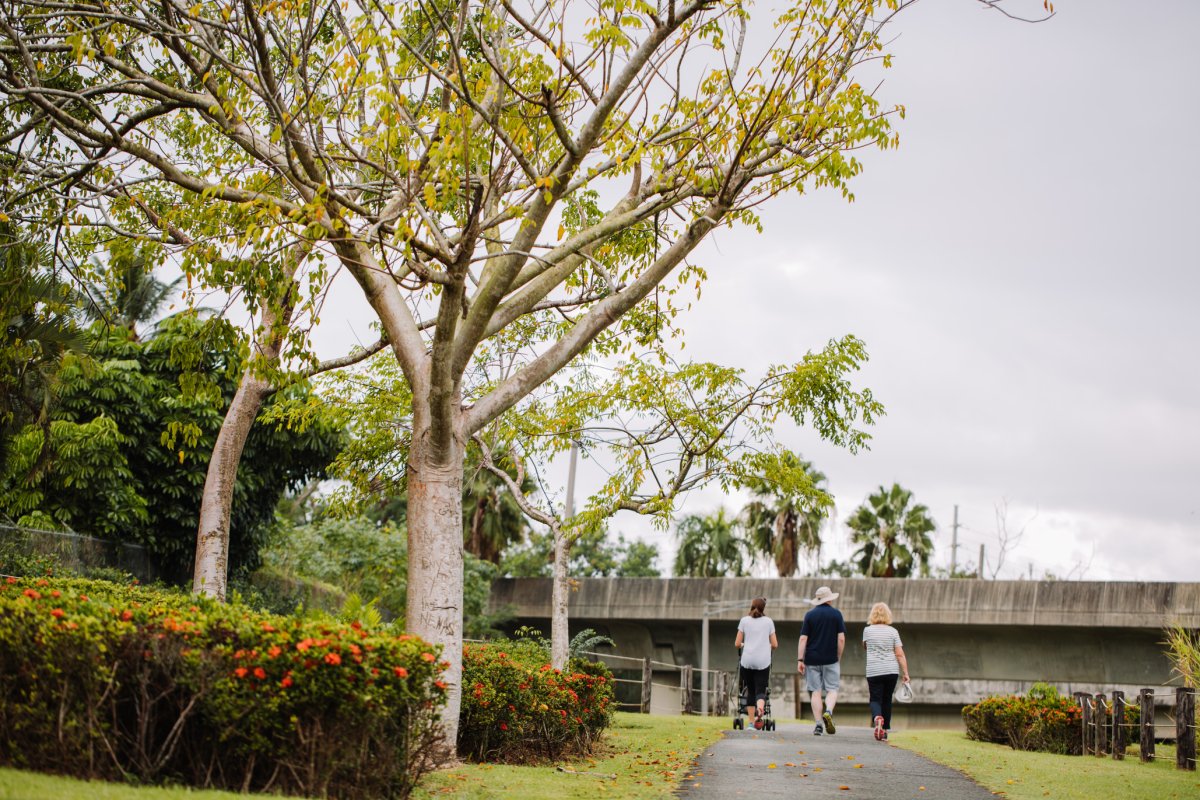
[406,432,466,757]
[192,370,270,599]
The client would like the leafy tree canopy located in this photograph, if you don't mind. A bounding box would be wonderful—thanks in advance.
[0,315,344,581]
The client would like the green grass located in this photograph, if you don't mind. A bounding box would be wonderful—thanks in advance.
[0,714,725,800]
[413,712,728,799]
[892,730,1200,800]
[0,768,297,800]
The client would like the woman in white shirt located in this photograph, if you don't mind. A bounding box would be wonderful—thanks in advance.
[862,602,910,741]
[734,596,778,728]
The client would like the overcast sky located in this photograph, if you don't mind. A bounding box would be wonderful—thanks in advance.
[314,0,1200,581]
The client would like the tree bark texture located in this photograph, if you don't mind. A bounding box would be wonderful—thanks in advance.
[551,526,570,670]
[192,370,271,599]
[406,433,466,753]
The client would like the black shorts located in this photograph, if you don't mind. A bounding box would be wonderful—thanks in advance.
[740,665,770,703]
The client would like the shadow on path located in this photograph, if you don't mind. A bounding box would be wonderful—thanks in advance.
[675,722,996,799]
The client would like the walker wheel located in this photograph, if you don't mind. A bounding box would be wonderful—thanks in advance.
[733,717,743,730]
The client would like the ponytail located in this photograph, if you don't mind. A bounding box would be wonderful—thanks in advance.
[750,597,766,618]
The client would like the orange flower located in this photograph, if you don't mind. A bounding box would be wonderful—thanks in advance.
[268,646,282,658]
[254,667,267,680]
[50,608,64,618]
[234,667,248,678]
[348,644,361,656]
[421,652,436,662]
[324,652,341,666]
[260,622,276,632]
[4,577,16,585]
[121,610,133,621]
[296,639,314,652]
[281,674,294,688]
[435,680,447,690]
[79,595,89,602]
[50,590,61,598]
[394,667,409,679]
[22,589,40,600]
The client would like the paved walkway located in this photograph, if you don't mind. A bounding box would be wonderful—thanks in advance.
[675,722,996,799]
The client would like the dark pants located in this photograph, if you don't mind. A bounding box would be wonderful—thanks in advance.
[740,665,771,706]
[867,673,899,729]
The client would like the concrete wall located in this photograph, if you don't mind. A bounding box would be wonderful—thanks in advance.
[488,578,1200,723]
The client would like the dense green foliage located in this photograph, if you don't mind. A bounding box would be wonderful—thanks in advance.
[672,509,749,577]
[0,315,343,582]
[459,639,614,763]
[961,683,1135,756]
[741,453,829,577]
[0,576,445,798]
[501,528,660,578]
[255,513,510,637]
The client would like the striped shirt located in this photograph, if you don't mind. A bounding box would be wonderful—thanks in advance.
[862,624,902,678]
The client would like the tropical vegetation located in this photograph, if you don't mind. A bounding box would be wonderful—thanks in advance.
[847,483,936,578]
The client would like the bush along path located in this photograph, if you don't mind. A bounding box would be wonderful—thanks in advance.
[675,721,997,799]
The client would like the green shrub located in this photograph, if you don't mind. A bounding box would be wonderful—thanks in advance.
[458,639,614,763]
[0,576,445,798]
[962,683,1138,756]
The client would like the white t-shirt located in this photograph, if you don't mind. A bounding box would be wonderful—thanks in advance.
[862,623,902,677]
[738,615,776,669]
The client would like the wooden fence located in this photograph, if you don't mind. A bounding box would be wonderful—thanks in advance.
[1076,687,1196,771]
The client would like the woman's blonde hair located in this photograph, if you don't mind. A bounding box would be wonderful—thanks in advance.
[868,602,893,626]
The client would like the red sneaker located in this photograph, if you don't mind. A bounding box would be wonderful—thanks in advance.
[874,716,885,741]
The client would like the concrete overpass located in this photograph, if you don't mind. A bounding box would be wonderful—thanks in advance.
[488,578,1200,726]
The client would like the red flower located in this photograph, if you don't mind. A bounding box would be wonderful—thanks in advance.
[499,722,508,731]
[50,590,61,598]
[4,577,16,585]
[36,579,48,587]
[50,608,64,618]
[121,610,133,621]
[260,622,276,632]
[296,639,314,652]
[281,673,294,688]
[78,594,89,602]
[394,667,409,678]
[324,652,342,666]
[434,680,447,690]
[268,646,282,658]
[234,667,248,678]
[254,667,267,680]
[22,589,40,600]
[421,652,436,662]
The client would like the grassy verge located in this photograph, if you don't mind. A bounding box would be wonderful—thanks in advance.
[413,712,728,799]
[892,730,1200,800]
[0,768,300,800]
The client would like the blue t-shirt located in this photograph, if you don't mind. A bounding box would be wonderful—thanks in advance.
[799,603,846,666]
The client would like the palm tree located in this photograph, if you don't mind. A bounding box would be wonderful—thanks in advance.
[1,225,88,461]
[672,508,748,577]
[847,483,936,578]
[77,250,182,339]
[740,455,830,577]
[462,449,533,564]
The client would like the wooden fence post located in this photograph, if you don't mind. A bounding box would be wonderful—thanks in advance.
[681,665,694,715]
[794,673,803,721]
[640,657,652,714]
[1177,687,1196,771]
[1139,688,1155,763]
[1095,693,1108,756]
[1111,690,1126,760]
[1084,695,1094,758]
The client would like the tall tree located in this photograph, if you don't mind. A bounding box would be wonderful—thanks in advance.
[741,453,830,577]
[673,508,748,578]
[847,483,936,578]
[0,0,1042,751]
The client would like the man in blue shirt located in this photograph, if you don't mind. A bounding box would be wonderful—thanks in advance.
[797,586,846,735]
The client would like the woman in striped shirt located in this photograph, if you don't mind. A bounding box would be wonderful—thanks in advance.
[862,602,910,741]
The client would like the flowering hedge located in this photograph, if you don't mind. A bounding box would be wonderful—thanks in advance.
[0,577,445,798]
[962,683,1138,755]
[458,639,614,762]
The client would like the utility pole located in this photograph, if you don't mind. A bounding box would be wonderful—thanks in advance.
[564,442,578,519]
[978,543,985,579]
[950,505,960,576]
